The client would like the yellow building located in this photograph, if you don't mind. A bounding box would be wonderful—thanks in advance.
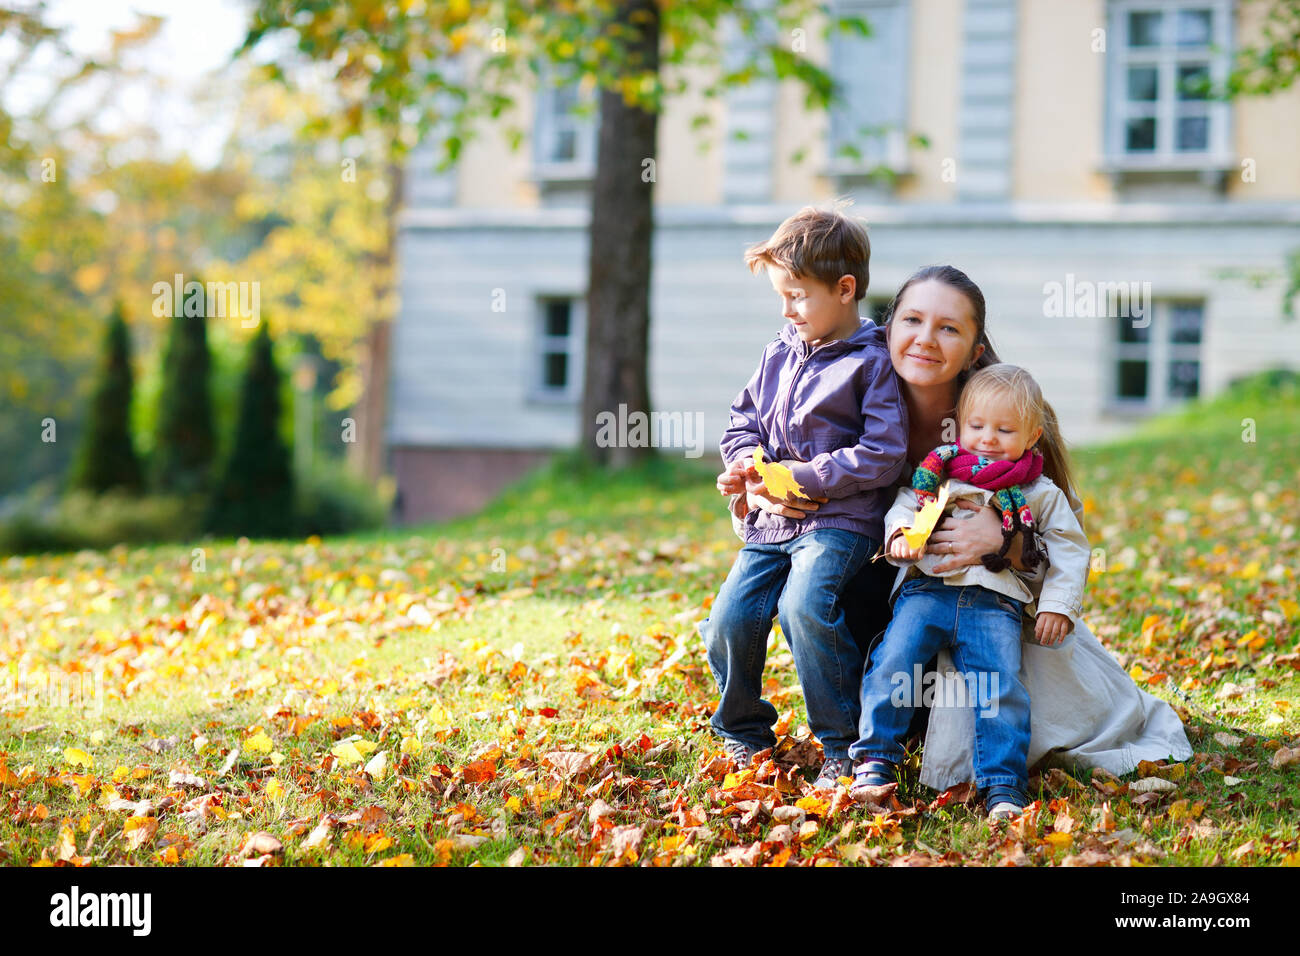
[390,0,1300,521]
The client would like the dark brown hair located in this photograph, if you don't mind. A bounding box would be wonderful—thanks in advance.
[883,265,1080,501]
[882,264,1001,389]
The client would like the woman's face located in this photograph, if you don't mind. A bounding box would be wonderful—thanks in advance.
[887,279,985,389]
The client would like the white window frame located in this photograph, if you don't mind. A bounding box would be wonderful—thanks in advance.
[1103,0,1235,172]
[825,0,911,179]
[530,296,586,403]
[533,74,597,183]
[1111,299,1205,411]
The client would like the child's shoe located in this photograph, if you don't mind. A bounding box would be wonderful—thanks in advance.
[724,741,759,770]
[850,759,897,800]
[813,757,855,789]
[984,785,1027,822]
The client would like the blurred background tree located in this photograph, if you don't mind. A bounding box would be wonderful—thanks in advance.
[68,301,143,495]
[239,0,869,469]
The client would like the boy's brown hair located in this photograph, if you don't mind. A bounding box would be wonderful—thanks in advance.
[743,202,870,301]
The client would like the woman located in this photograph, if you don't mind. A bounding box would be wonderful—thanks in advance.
[717,265,1191,788]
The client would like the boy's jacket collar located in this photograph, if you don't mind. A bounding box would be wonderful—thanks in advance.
[777,316,882,353]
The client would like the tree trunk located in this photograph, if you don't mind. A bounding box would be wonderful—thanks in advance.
[581,0,660,468]
[350,161,405,481]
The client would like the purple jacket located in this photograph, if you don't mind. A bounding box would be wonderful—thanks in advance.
[720,318,909,544]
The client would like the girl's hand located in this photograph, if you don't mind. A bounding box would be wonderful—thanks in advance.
[926,501,1010,574]
[1034,611,1073,646]
[888,533,923,562]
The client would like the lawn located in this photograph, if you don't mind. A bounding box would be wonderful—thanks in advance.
[1,377,1297,867]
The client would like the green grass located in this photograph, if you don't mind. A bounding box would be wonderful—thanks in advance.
[1,375,1296,867]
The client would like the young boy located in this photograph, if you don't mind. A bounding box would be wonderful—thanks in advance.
[700,205,909,788]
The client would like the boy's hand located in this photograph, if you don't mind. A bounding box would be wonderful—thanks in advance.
[743,460,827,520]
[888,533,924,562]
[1034,611,1072,646]
[715,457,751,496]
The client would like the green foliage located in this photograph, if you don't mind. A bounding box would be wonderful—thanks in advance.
[239,2,878,170]
[292,457,394,536]
[1227,0,1300,95]
[204,322,294,539]
[68,303,144,495]
[0,489,201,556]
[152,283,217,495]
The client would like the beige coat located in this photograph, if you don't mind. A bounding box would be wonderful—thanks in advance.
[881,475,1089,631]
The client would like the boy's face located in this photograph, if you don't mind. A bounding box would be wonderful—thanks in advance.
[767,266,858,347]
[960,395,1042,462]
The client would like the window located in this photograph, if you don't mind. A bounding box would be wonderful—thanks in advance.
[1105,1,1232,169]
[532,297,584,401]
[827,0,910,181]
[533,76,596,182]
[1112,301,1204,407]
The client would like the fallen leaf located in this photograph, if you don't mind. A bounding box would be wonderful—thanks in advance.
[241,832,283,857]
[63,748,93,769]
[121,816,158,852]
[1271,746,1300,770]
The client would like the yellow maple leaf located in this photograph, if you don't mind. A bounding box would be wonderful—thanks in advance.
[901,484,951,550]
[63,747,93,769]
[752,448,810,501]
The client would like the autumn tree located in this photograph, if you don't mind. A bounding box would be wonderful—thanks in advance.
[239,0,866,469]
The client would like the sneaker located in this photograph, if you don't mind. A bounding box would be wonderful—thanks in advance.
[813,757,855,789]
[984,785,1027,821]
[850,759,896,796]
[725,741,758,770]
[988,801,1023,822]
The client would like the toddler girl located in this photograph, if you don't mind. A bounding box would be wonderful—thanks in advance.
[848,364,1090,819]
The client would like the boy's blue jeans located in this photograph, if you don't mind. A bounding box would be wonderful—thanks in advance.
[700,528,873,760]
[849,575,1031,793]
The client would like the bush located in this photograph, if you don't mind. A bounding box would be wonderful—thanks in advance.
[292,458,394,536]
[0,489,202,556]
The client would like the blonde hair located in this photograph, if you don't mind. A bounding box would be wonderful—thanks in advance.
[958,364,1077,505]
[744,201,870,301]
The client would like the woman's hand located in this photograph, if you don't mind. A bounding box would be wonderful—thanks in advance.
[925,500,1009,573]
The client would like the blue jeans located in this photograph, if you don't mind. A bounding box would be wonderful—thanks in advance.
[700,528,873,760]
[849,576,1031,792]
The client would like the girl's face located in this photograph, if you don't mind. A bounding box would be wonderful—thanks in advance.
[960,394,1042,461]
[887,279,984,389]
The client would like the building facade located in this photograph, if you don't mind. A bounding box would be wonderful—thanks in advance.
[389,0,1300,523]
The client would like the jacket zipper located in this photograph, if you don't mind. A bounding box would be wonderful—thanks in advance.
[780,339,820,458]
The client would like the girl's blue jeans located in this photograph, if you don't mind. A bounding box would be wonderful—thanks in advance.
[700,528,873,760]
[849,575,1031,793]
